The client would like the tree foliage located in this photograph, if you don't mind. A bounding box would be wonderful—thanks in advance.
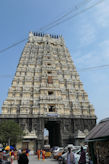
[0,120,23,145]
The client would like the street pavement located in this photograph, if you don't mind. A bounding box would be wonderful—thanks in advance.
[14,155,58,164]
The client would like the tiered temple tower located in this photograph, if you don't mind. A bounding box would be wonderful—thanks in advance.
[1,32,96,150]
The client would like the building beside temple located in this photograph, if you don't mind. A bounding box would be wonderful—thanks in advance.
[0,32,96,151]
[86,118,109,164]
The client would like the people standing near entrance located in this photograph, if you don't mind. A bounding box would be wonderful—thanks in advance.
[67,147,75,164]
[18,150,29,164]
[26,149,29,157]
[42,150,45,160]
[11,150,14,164]
[37,149,40,160]
[78,146,86,164]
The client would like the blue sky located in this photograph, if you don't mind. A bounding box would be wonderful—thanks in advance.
[0,0,109,122]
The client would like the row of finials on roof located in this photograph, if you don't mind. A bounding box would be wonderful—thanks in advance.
[33,32,62,39]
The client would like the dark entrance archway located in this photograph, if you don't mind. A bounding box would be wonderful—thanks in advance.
[45,121,61,147]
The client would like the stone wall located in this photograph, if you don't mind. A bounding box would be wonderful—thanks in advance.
[0,115,96,150]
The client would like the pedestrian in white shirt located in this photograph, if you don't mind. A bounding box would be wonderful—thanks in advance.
[67,147,75,164]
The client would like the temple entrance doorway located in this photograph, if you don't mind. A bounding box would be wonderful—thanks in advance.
[45,121,61,147]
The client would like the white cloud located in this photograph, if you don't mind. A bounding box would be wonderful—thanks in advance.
[79,23,96,47]
[75,52,94,66]
[94,1,109,27]
[99,40,109,47]
[73,38,109,70]
[71,0,109,121]
[75,0,109,48]
[98,40,109,59]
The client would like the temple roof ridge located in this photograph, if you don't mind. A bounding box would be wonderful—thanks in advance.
[29,31,63,39]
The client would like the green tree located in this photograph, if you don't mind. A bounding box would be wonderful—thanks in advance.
[0,120,23,146]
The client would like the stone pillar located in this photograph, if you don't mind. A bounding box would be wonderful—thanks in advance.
[61,118,74,147]
[36,118,44,149]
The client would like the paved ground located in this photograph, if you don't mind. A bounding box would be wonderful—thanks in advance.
[14,155,58,164]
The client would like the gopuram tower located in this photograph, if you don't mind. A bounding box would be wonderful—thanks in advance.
[1,32,96,150]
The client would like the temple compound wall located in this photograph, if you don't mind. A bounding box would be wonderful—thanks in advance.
[0,32,96,151]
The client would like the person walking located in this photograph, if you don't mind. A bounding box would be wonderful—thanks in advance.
[42,150,45,160]
[67,147,75,164]
[78,147,86,164]
[10,150,14,164]
[26,149,29,157]
[37,149,40,160]
[18,150,29,164]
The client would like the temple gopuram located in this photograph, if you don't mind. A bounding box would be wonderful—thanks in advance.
[0,32,96,151]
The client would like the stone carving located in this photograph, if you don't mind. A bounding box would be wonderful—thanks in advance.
[24,129,37,139]
[0,32,96,149]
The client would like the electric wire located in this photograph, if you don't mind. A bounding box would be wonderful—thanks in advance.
[0,38,27,54]
[0,0,92,54]
[0,63,109,78]
[42,0,104,32]
[78,64,109,72]
[38,0,93,32]
[0,0,104,54]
